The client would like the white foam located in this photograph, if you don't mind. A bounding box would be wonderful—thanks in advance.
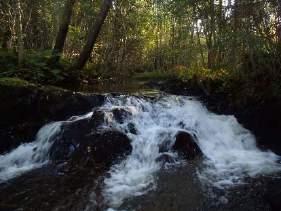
[0,122,62,182]
[100,95,281,208]
[0,94,280,208]
[0,112,93,183]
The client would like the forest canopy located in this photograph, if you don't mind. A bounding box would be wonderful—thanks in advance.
[0,0,281,104]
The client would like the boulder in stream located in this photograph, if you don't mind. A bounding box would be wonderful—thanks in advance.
[74,130,132,166]
[156,153,177,167]
[172,131,202,160]
[112,107,132,123]
[49,111,132,169]
[0,77,105,154]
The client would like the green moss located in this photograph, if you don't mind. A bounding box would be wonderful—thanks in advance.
[0,77,35,87]
[42,85,68,95]
[0,77,72,100]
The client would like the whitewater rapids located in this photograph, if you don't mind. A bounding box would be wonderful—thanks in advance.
[0,94,280,209]
[100,95,281,208]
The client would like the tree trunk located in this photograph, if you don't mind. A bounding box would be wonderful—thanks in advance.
[2,30,11,49]
[217,0,223,64]
[232,0,239,68]
[51,0,76,63]
[16,0,24,66]
[72,0,113,70]
[197,29,205,66]
[277,0,281,43]
[207,0,215,69]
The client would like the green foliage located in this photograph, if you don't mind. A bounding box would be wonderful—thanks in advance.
[0,50,72,85]
[175,64,228,83]
[0,50,18,71]
[225,48,281,105]
[0,0,281,107]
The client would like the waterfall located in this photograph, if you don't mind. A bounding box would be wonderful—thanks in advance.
[0,94,280,209]
[100,95,281,208]
[0,122,62,182]
[0,112,92,183]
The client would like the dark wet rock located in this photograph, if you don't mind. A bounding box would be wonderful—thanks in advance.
[0,79,105,154]
[156,154,176,166]
[172,131,202,160]
[0,165,102,211]
[265,179,281,211]
[112,108,132,123]
[127,122,137,134]
[48,120,90,162]
[157,132,175,153]
[92,108,106,128]
[49,115,132,168]
[157,131,201,160]
[159,139,173,153]
[177,121,186,129]
[73,130,132,166]
[91,107,132,126]
[235,102,281,155]
[0,107,132,211]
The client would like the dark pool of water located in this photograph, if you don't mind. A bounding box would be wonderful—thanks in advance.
[119,159,275,211]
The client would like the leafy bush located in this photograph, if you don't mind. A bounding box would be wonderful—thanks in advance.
[215,47,281,107]
[0,50,73,85]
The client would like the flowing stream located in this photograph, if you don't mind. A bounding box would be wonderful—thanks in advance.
[0,94,280,210]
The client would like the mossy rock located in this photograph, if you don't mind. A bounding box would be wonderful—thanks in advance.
[0,77,35,88]
[0,78,105,154]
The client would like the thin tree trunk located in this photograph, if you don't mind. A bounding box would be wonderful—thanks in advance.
[217,0,223,64]
[209,0,215,69]
[51,0,76,63]
[197,29,205,66]
[72,0,113,70]
[232,0,239,68]
[277,0,281,43]
[16,0,24,66]
[2,30,11,49]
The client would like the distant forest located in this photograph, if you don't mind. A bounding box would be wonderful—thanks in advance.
[0,0,280,104]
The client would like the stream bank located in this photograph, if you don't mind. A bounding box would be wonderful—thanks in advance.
[0,77,105,154]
